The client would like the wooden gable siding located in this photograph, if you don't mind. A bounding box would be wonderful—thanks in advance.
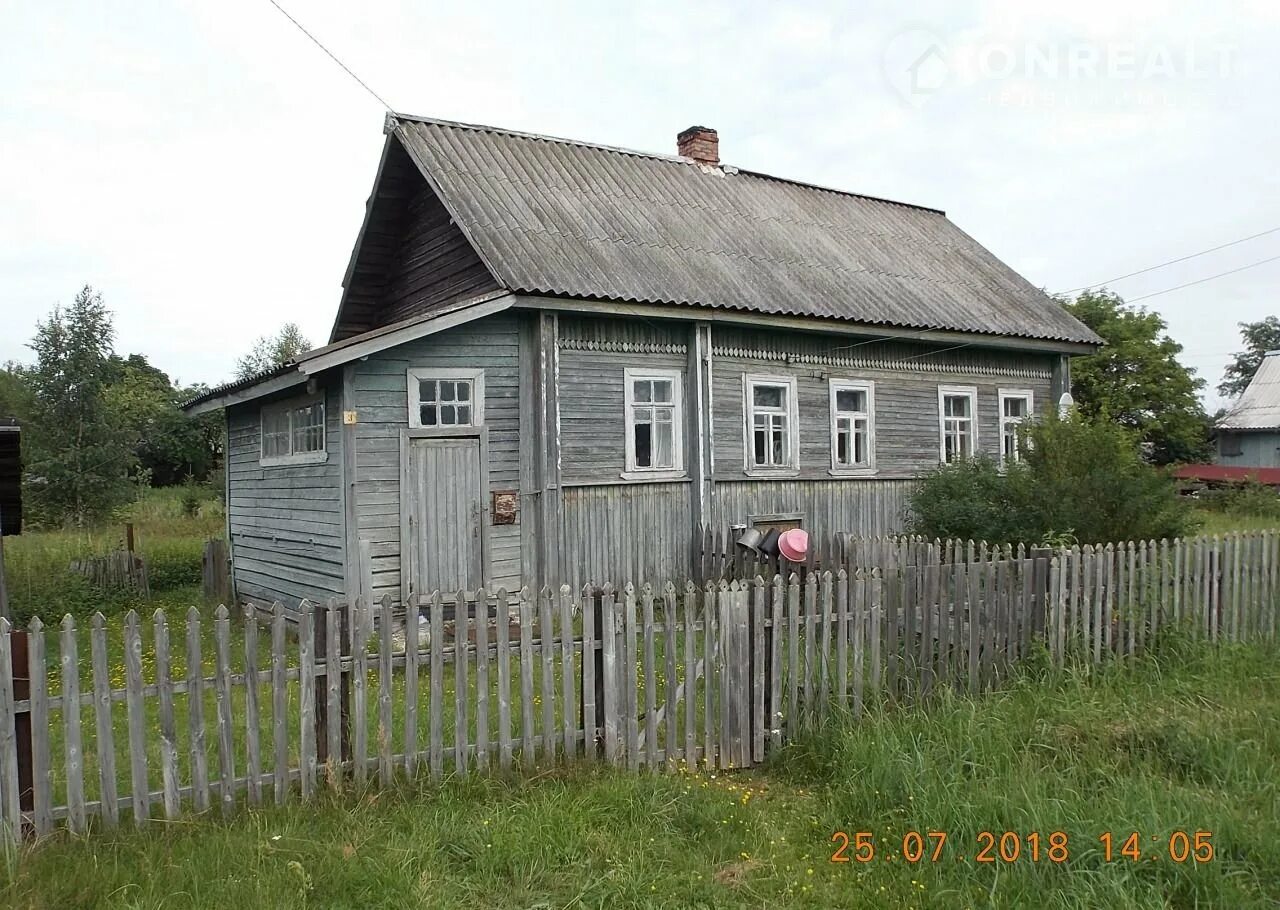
[352,313,521,603]
[376,180,500,329]
[332,139,501,342]
[225,383,345,608]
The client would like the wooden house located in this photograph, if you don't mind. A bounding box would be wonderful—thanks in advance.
[1214,350,1280,468]
[185,115,1101,610]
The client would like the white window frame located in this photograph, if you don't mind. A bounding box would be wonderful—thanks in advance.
[937,385,978,464]
[828,379,876,476]
[622,368,685,480]
[407,368,485,430]
[998,389,1034,467]
[259,395,327,467]
[743,374,800,476]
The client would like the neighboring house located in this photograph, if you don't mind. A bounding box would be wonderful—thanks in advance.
[184,114,1101,610]
[1214,350,1280,469]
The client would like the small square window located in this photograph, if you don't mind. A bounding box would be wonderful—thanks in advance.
[409,370,484,429]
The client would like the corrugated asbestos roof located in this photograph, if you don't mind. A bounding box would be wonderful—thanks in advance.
[181,362,296,410]
[392,115,1102,346]
[1219,352,1280,430]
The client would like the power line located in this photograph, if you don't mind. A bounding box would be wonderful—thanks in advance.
[1126,253,1280,303]
[1061,225,1280,294]
[266,0,394,112]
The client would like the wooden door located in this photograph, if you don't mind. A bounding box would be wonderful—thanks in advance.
[408,437,484,599]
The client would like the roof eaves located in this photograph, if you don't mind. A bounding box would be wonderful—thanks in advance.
[180,362,300,412]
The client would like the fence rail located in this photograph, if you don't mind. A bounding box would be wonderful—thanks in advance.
[1,530,1278,845]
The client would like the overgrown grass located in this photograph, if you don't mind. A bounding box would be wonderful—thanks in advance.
[3,487,223,624]
[1193,508,1279,536]
[3,637,1276,909]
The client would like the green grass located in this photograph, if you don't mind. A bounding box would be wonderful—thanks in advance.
[1192,508,1280,536]
[3,487,223,625]
[3,637,1276,909]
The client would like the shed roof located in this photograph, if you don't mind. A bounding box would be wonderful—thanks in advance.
[1218,352,1280,431]
[388,114,1101,346]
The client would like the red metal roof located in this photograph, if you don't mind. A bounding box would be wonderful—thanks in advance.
[1174,464,1280,485]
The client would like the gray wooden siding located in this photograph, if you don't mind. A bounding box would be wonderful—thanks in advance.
[562,481,691,589]
[710,328,1054,480]
[1217,431,1280,468]
[225,383,344,608]
[711,478,917,539]
[558,349,688,485]
[352,314,521,602]
[558,315,691,485]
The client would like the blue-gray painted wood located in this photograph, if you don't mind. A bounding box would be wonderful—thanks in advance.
[1217,431,1280,468]
[226,308,1067,608]
[352,314,521,601]
[225,382,344,609]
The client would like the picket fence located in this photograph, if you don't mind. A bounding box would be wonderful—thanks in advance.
[0,530,1278,845]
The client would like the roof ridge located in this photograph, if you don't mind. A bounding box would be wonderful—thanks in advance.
[389,111,946,216]
[390,111,685,165]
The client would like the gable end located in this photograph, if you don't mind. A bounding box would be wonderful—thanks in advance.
[330,137,502,343]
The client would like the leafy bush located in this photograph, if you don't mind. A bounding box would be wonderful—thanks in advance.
[901,457,1039,544]
[908,412,1198,545]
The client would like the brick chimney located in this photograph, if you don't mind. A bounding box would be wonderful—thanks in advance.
[677,126,719,166]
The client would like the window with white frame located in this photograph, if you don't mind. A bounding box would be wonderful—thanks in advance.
[829,379,875,473]
[938,386,977,463]
[744,375,799,473]
[408,368,484,429]
[624,369,684,475]
[260,396,326,465]
[999,390,1034,465]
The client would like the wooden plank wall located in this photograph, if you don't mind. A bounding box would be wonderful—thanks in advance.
[3,530,1277,847]
[710,329,1054,481]
[562,482,691,591]
[352,314,523,602]
[226,383,345,608]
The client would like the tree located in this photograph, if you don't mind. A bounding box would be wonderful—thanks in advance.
[23,286,136,525]
[1062,290,1209,464]
[104,355,221,485]
[235,323,311,380]
[0,363,32,423]
[1219,316,1280,398]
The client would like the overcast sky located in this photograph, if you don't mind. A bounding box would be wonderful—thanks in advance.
[2,0,1276,411]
